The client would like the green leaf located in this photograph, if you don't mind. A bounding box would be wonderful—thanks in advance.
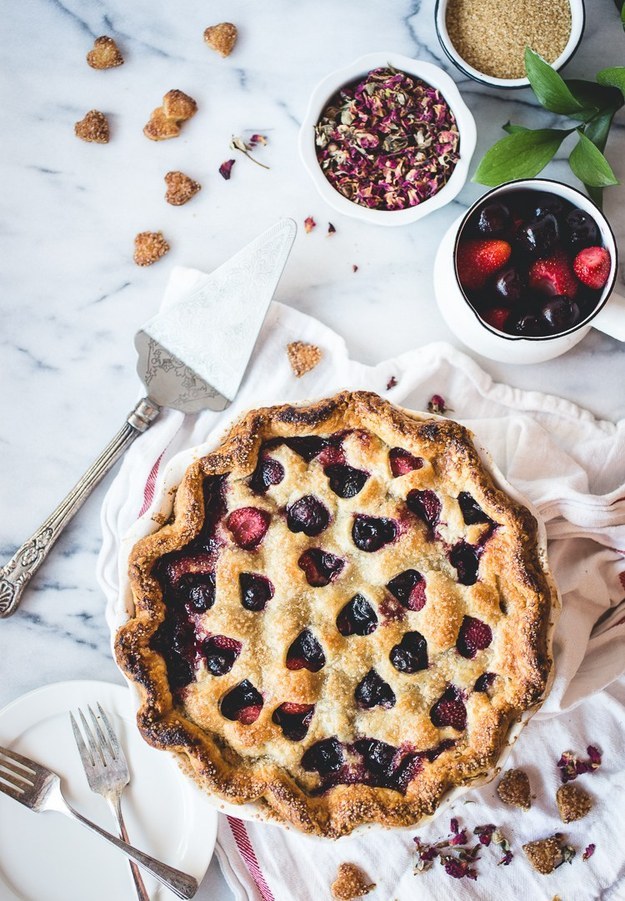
[597,66,625,99]
[502,122,529,134]
[565,79,623,116]
[585,184,604,209]
[583,107,618,152]
[473,128,572,187]
[569,132,619,187]
[524,48,585,115]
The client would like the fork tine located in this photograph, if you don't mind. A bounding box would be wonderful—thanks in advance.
[78,708,105,767]
[70,711,94,769]
[0,762,32,791]
[88,705,114,762]
[97,704,122,759]
[0,745,39,776]
[0,777,25,802]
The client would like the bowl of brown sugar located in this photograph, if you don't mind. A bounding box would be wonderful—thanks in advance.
[435,0,585,88]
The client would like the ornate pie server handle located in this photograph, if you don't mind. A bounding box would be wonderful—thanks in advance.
[0,397,160,618]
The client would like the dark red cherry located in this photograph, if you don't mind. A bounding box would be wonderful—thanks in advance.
[352,515,397,552]
[286,629,326,672]
[389,447,424,477]
[386,569,427,611]
[541,296,580,332]
[510,312,545,337]
[515,213,559,257]
[324,464,368,498]
[150,615,196,689]
[425,738,456,761]
[226,507,271,550]
[430,685,466,730]
[493,266,525,305]
[301,737,344,775]
[284,436,329,462]
[354,738,396,778]
[390,631,428,673]
[239,572,274,612]
[456,616,492,658]
[457,492,490,525]
[298,548,344,587]
[355,669,396,709]
[272,703,315,741]
[249,456,284,494]
[198,475,228,539]
[476,201,511,237]
[474,672,496,693]
[220,679,263,723]
[566,207,599,251]
[286,495,330,536]
[202,635,242,676]
[336,594,378,637]
[406,489,441,531]
[532,192,567,220]
[449,541,480,585]
[176,572,216,612]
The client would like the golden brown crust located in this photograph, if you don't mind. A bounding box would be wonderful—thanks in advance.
[115,391,555,837]
[203,23,238,57]
[86,36,124,69]
[133,231,170,266]
[74,110,109,143]
[143,90,197,141]
[331,863,375,900]
[286,341,323,377]
[164,171,202,206]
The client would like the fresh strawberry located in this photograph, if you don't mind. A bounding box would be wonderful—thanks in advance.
[481,307,510,331]
[528,251,578,298]
[573,246,611,290]
[457,239,512,291]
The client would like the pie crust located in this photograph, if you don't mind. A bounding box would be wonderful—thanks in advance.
[115,391,555,837]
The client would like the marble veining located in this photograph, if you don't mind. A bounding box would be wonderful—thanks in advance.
[1,1,624,897]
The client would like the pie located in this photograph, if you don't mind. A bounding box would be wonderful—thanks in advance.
[115,391,556,837]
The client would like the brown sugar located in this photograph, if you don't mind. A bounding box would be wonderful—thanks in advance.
[445,0,572,79]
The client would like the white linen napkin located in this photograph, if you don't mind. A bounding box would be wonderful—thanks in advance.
[98,267,625,901]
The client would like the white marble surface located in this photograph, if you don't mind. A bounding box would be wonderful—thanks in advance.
[1,1,624,898]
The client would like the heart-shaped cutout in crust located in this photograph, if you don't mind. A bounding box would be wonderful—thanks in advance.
[116,391,556,838]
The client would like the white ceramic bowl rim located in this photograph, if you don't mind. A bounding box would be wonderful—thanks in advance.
[434,0,586,89]
[298,52,477,226]
[454,177,619,342]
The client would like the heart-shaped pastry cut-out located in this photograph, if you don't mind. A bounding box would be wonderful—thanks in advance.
[164,171,202,206]
[86,35,124,69]
[203,22,238,57]
[74,110,109,143]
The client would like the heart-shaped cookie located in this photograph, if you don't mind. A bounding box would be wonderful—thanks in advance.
[164,171,202,206]
[204,22,238,57]
[86,36,124,69]
[74,110,110,143]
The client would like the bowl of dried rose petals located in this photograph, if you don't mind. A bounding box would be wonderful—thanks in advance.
[299,53,476,226]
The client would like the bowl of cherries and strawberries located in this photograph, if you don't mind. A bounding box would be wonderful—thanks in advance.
[455,183,614,339]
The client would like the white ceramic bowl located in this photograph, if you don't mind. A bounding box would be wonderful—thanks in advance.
[433,178,625,364]
[298,52,476,226]
[435,0,586,89]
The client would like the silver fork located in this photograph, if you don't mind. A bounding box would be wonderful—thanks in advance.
[70,705,149,901]
[0,743,198,899]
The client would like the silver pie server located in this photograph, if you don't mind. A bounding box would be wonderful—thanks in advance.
[0,218,297,617]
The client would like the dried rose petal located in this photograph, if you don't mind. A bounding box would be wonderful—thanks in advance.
[557,746,602,783]
[441,856,478,880]
[352,264,359,273]
[583,843,596,861]
[450,817,459,834]
[219,159,235,180]
[315,66,460,212]
[327,222,336,236]
[473,824,496,847]
[498,850,513,866]
[304,216,316,234]
[428,394,449,415]
[249,133,267,146]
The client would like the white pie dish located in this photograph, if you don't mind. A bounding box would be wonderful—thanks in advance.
[298,52,476,226]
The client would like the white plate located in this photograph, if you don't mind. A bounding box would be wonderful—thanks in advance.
[0,680,218,901]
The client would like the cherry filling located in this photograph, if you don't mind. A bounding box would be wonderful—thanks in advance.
[239,572,274,612]
[324,464,368,499]
[430,685,467,730]
[174,572,216,613]
[301,737,344,775]
[286,629,326,672]
[386,569,427,611]
[406,489,441,533]
[448,541,480,586]
[352,515,397,552]
[150,613,198,690]
[286,495,330,536]
[220,680,263,724]
[154,543,220,600]
[353,738,422,793]
[355,669,396,709]
[249,455,285,495]
[298,548,345,587]
[390,631,428,673]
[389,447,424,477]
[202,635,242,676]
[456,616,492,658]
[196,475,228,546]
[284,436,330,462]
[457,491,491,525]
[272,703,315,741]
[226,507,271,550]
[336,594,378,637]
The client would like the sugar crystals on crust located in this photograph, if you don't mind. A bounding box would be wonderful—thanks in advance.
[165,171,202,206]
[75,110,110,143]
[286,341,322,377]
[144,90,198,141]
[133,231,170,266]
[204,23,238,57]
[86,36,124,69]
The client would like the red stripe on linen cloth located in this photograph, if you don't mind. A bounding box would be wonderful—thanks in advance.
[227,816,275,901]
[138,452,165,518]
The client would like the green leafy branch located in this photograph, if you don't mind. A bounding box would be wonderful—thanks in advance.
[474,48,625,208]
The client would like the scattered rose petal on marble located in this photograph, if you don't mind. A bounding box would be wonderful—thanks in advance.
[219,159,236,180]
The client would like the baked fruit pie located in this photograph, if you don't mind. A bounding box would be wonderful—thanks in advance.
[116,391,556,837]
